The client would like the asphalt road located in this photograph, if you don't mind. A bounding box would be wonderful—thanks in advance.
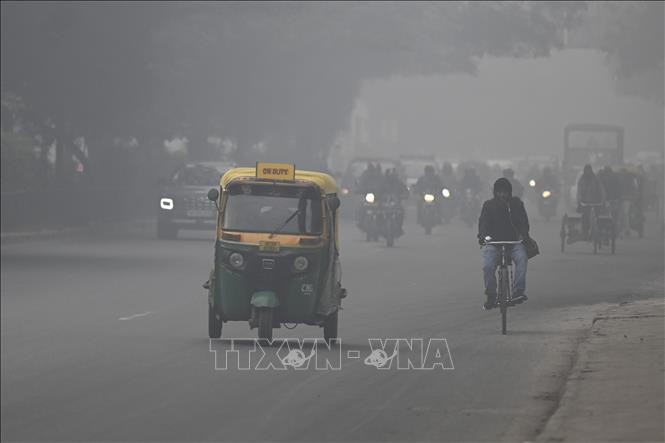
[2,208,663,442]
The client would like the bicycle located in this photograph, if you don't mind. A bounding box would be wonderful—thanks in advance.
[581,202,615,255]
[483,239,523,335]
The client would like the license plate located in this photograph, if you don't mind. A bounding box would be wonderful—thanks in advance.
[259,240,280,252]
[187,209,213,218]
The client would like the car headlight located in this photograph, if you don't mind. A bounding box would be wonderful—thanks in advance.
[542,190,551,198]
[424,194,435,203]
[293,256,309,272]
[365,193,375,203]
[160,198,174,210]
[529,180,536,188]
[442,188,451,198]
[229,252,245,269]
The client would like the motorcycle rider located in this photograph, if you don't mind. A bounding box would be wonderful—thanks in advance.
[576,164,606,240]
[356,162,386,230]
[459,167,484,196]
[502,168,524,200]
[383,168,409,236]
[537,166,559,194]
[597,165,624,232]
[414,165,444,225]
[478,178,531,310]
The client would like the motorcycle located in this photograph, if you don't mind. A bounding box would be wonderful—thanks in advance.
[459,188,480,228]
[418,190,440,235]
[376,193,404,247]
[538,189,557,222]
[359,192,380,242]
[440,187,455,224]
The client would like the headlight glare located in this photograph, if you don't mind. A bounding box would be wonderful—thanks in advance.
[529,180,536,188]
[442,188,451,198]
[160,198,174,210]
[542,190,551,198]
[365,193,375,203]
[424,194,435,203]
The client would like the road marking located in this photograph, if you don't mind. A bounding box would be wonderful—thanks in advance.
[118,311,153,321]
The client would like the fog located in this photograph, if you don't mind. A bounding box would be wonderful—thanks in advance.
[357,49,664,162]
[2,3,665,442]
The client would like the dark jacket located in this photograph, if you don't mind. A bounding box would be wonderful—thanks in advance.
[478,196,530,242]
[414,174,443,194]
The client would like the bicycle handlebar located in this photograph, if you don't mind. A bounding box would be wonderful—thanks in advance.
[484,240,523,245]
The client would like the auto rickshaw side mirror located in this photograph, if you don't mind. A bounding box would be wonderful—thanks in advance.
[328,196,341,211]
[208,188,220,202]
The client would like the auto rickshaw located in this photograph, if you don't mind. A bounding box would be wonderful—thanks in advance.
[205,163,345,343]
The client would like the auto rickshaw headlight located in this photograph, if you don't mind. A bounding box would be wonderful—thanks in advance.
[365,193,375,204]
[542,190,551,198]
[442,188,451,198]
[229,252,245,269]
[160,198,174,210]
[293,256,309,272]
[424,194,435,203]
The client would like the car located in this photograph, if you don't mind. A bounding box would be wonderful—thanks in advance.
[157,161,236,239]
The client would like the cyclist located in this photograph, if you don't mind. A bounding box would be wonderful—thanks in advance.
[478,178,531,310]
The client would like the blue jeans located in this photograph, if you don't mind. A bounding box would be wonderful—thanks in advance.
[482,243,527,297]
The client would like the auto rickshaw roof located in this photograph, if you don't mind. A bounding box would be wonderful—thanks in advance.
[221,167,339,194]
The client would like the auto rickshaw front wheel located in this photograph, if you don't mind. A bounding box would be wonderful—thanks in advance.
[208,303,222,339]
[258,308,273,344]
[324,310,338,344]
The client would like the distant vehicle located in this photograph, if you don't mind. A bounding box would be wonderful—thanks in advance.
[339,157,403,195]
[398,154,439,190]
[562,123,624,210]
[157,161,236,239]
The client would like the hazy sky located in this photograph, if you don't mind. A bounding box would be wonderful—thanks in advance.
[359,49,664,163]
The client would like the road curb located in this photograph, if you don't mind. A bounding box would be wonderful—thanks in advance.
[536,297,665,443]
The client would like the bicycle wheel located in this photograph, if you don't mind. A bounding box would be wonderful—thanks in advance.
[499,268,509,335]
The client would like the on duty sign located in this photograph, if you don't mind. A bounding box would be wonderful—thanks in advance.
[256,162,296,181]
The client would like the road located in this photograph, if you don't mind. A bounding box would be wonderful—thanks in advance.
[2,209,663,442]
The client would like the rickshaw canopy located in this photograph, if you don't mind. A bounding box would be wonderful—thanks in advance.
[221,166,339,195]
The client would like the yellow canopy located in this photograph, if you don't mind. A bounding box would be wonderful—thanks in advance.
[221,167,339,195]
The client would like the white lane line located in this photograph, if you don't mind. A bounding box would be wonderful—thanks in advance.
[118,311,153,321]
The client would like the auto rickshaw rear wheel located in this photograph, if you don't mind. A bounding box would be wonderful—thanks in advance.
[324,310,338,344]
[258,308,273,344]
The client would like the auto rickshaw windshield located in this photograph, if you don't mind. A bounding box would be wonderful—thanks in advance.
[223,183,323,235]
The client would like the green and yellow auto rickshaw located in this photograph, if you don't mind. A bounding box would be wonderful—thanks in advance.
[205,163,345,342]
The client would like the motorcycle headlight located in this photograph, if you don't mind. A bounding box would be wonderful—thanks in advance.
[160,198,174,210]
[542,190,551,198]
[228,252,245,269]
[529,180,536,188]
[341,188,349,195]
[442,188,451,198]
[365,193,375,203]
[424,194,435,203]
[293,256,309,272]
